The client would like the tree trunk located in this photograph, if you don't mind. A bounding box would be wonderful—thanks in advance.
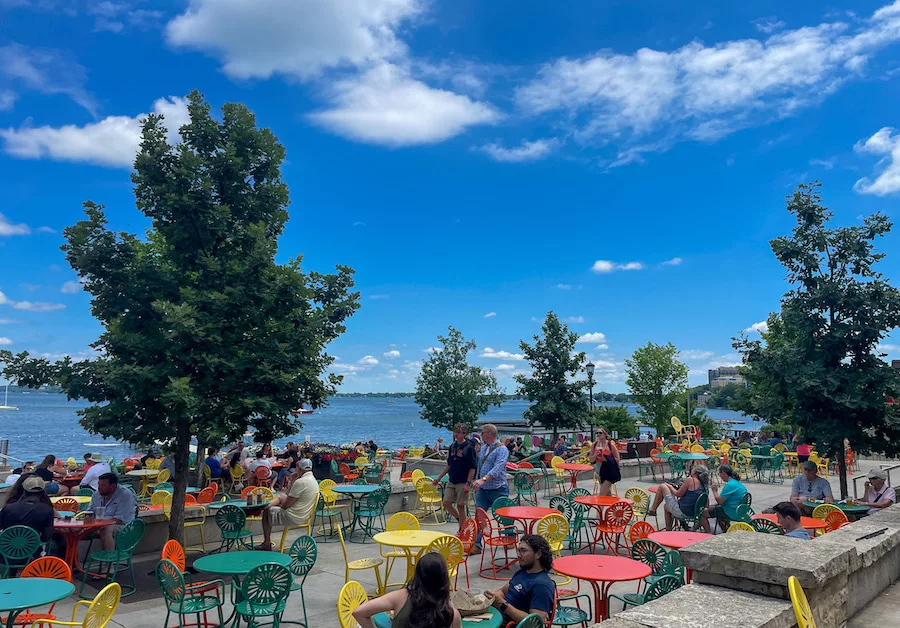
[838,440,849,500]
[194,435,207,488]
[168,420,191,544]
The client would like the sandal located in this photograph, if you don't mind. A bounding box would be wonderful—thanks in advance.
[255,543,274,551]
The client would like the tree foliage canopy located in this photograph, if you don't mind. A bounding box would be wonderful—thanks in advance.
[589,405,638,439]
[625,342,689,437]
[0,91,359,539]
[515,312,589,438]
[414,327,503,431]
[733,183,900,495]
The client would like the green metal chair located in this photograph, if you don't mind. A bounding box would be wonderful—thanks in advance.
[751,518,784,534]
[156,558,225,628]
[516,613,546,628]
[735,503,755,524]
[668,456,686,481]
[351,477,368,486]
[553,593,592,627]
[647,549,685,587]
[153,481,173,493]
[537,462,555,499]
[766,452,785,484]
[214,504,254,552]
[549,496,572,518]
[235,562,293,628]
[674,493,708,532]
[630,539,667,591]
[79,518,145,598]
[354,490,388,543]
[284,535,317,627]
[314,493,345,542]
[633,450,657,482]
[609,574,682,612]
[565,506,588,554]
[492,497,519,537]
[0,525,42,577]
[514,472,540,506]
[75,487,94,497]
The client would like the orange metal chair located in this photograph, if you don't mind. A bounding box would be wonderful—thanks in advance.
[594,501,633,556]
[2,557,72,626]
[196,487,217,504]
[456,517,477,588]
[823,510,849,533]
[53,497,80,514]
[475,508,518,580]
[253,466,273,488]
[628,521,655,544]
[339,463,359,482]
[161,540,222,597]
[518,461,534,469]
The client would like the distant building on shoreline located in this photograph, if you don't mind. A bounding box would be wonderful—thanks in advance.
[708,367,746,389]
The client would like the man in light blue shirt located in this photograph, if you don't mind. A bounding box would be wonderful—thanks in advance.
[89,472,137,549]
[472,423,509,552]
[790,461,833,515]
[774,501,810,540]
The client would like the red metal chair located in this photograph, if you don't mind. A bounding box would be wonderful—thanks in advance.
[254,466,273,488]
[3,557,72,626]
[628,520,655,544]
[339,462,359,482]
[475,508,518,580]
[518,461,534,469]
[649,449,665,480]
[823,510,849,533]
[456,517,477,588]
[594,501,633,556]
[196,487,217,504]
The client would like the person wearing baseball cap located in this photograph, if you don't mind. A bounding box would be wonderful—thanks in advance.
[863,468,896,515]
[0,473,55,542]
[257,457,317,550]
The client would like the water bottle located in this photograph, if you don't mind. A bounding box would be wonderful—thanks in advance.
[246,493,253,507]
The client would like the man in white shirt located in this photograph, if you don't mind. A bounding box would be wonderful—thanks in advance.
[248,451,272,475]
[80,453,111,491]
[257,458,318,550]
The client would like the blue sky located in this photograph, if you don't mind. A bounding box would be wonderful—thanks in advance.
[2,0,900,393]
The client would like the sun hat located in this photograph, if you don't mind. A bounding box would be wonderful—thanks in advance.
[88,453,105,463]
[22,475,46,493]
[298,459,313,471]
[868,468,888,480]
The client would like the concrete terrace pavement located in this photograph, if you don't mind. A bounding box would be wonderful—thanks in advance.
[41,460,888,627]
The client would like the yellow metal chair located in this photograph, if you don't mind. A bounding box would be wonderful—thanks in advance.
[550,456,568,496]
[414,478,445,525]
[227,465,245,494]
[690,444,705,454]
[535,513,568,558]
[31,582,121,628]
[624,487,657,529]
[150,490,172,508]
[183,503,207,552]
[811,504,842,520]
[354,456,369,466]
[278,493,318,552]
[147,468,170,491]
[788,575,817,628]
[726,522,755,533]
[382,512,420,589]
[319,479,349,513]
[337,580,369,628]
[145,458,160,470]
[424,535,465,590]
[337,527,383,597]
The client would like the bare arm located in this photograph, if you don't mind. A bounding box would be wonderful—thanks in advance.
[352,590,405,628]
[673,478,694,498]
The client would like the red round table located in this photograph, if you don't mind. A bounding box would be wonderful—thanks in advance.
[573,495,633,508]
[553,554,651,621]
[752,513,827,534]
[54,518,117,574]
[557,463,593,488]
[494,506,558,533]
[57,475,84,489]
[648,486,658,493]
[648,531,713,582]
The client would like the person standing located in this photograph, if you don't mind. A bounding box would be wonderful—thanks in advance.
[471,424,509,554]
[433,424,477,531]
[89,473,137,550]
[257,458,318,551]
[588,428,620,496]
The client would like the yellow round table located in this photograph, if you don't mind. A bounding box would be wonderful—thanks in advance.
[373,530,450,587]
[126,469,159,497]
[51,495,91,504]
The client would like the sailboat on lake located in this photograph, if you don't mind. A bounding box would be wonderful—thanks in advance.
[0,385,18,411]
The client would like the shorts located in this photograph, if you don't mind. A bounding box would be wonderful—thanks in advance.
[45,482,60,495]
[663,494,686,519]
[267,506,306,526]
[710,505,731,520]
[443,482,469,505]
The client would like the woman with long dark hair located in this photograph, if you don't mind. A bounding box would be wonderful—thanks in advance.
[34,454,69,496]
[352,552,462,628]
[588,427,621,496]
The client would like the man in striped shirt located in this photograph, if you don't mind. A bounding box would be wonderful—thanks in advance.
[472,423,509,553]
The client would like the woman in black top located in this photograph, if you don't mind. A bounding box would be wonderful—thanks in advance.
[34,455,69,496]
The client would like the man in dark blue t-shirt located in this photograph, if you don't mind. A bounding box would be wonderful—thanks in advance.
[485,534,556,624]
[433,423,477,531]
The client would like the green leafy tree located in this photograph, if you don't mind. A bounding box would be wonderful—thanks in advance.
[625,342,689,437]
[734,183,900,497]
[0,91,359,541]
[415,327,503,432]
[515,312,589,439]
[589,405,638,439]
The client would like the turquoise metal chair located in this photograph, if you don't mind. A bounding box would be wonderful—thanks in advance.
[609,574,682,612]
[284,535,317,627]
[79,518,145,598]
[234,563,293,628]
[157,558,225,628]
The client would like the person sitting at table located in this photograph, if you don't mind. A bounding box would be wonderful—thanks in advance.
[4,467,23,487]
[275,443,300,489]
[248,451,273,480]
[80,453,111,491]
[89,472,137,550]
[774,501,810,539]
[553,435,568,457]
[647,465,710,531]
[352,551,462,628]
[33,455,70,497]
[484,534,556,624]
[158,452,176,479]
[769,431,783,448]
[0,474,55,543]
[204,447,223,480]
[256,458,317,551]
[704,464,747,532]
[862,468,896,515]
[790,461,833,515]
[82,453,95,471]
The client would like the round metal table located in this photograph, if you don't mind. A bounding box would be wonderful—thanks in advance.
[374,607,502,628]
[556,463,593,488]
[126,469,159,497]
[0,578,75,628]
[373,530,450,584]
[333,484,382,541]
[53,518,117,574]
[804,500,870,517]
[553,555,651,621]
[494,506,559,534]
[193,550,292,624]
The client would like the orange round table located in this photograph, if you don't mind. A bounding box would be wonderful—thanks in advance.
[752,513,827,533]
[553,554,651,621]
[648,531,713,583]
[648,486,658,493]
[494,506,558,533]
[54,518,117,574]
[557,463,593,488]
[573,495,633,508]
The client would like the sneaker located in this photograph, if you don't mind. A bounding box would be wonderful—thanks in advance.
[470,545,482,555]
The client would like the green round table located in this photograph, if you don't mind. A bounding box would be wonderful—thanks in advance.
[374,607,501,628]
[193,550,291,575]
[803,500,870,516]
[0,578,75,628]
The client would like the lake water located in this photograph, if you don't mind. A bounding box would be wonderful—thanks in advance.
[0,392,764,464]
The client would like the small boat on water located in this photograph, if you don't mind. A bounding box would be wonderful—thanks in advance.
[291,405,314,416]
[0,385,18,411]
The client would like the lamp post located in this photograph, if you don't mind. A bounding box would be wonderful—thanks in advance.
[586,362,595,440]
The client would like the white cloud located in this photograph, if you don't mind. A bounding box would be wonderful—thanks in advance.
[809,158,835,170]
[37,226,55,233]
[383,350,400,358]
[481,347,525,360]
[877,343,899,353]
[309,63,499,146]
[662,257,683,266]
[577,332,607,344]
[331,363,365,374]
[515,3,900,165]
[566,316,584,323]
[484,312,497,318]
[60,280,82,294]
[854,127,900,196]
[681,349,716,360]
[745,321,769,334]
[167,0,422,80]
[425,347,442,354]
[595,344,608,350]
[358,355,379,366]
[754,17,786,34]
[480,138,556,162]
[369,294,389,300]
[556,283,572,290]
[0,290,65,312]
[494,364,517,372]
[591,260,644,273]
[0,43,97,115]
[0,214,30,236]
[0,318,24,324]
[1,96,189,168]
[0,91,16,112]
[0,337,11,345]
